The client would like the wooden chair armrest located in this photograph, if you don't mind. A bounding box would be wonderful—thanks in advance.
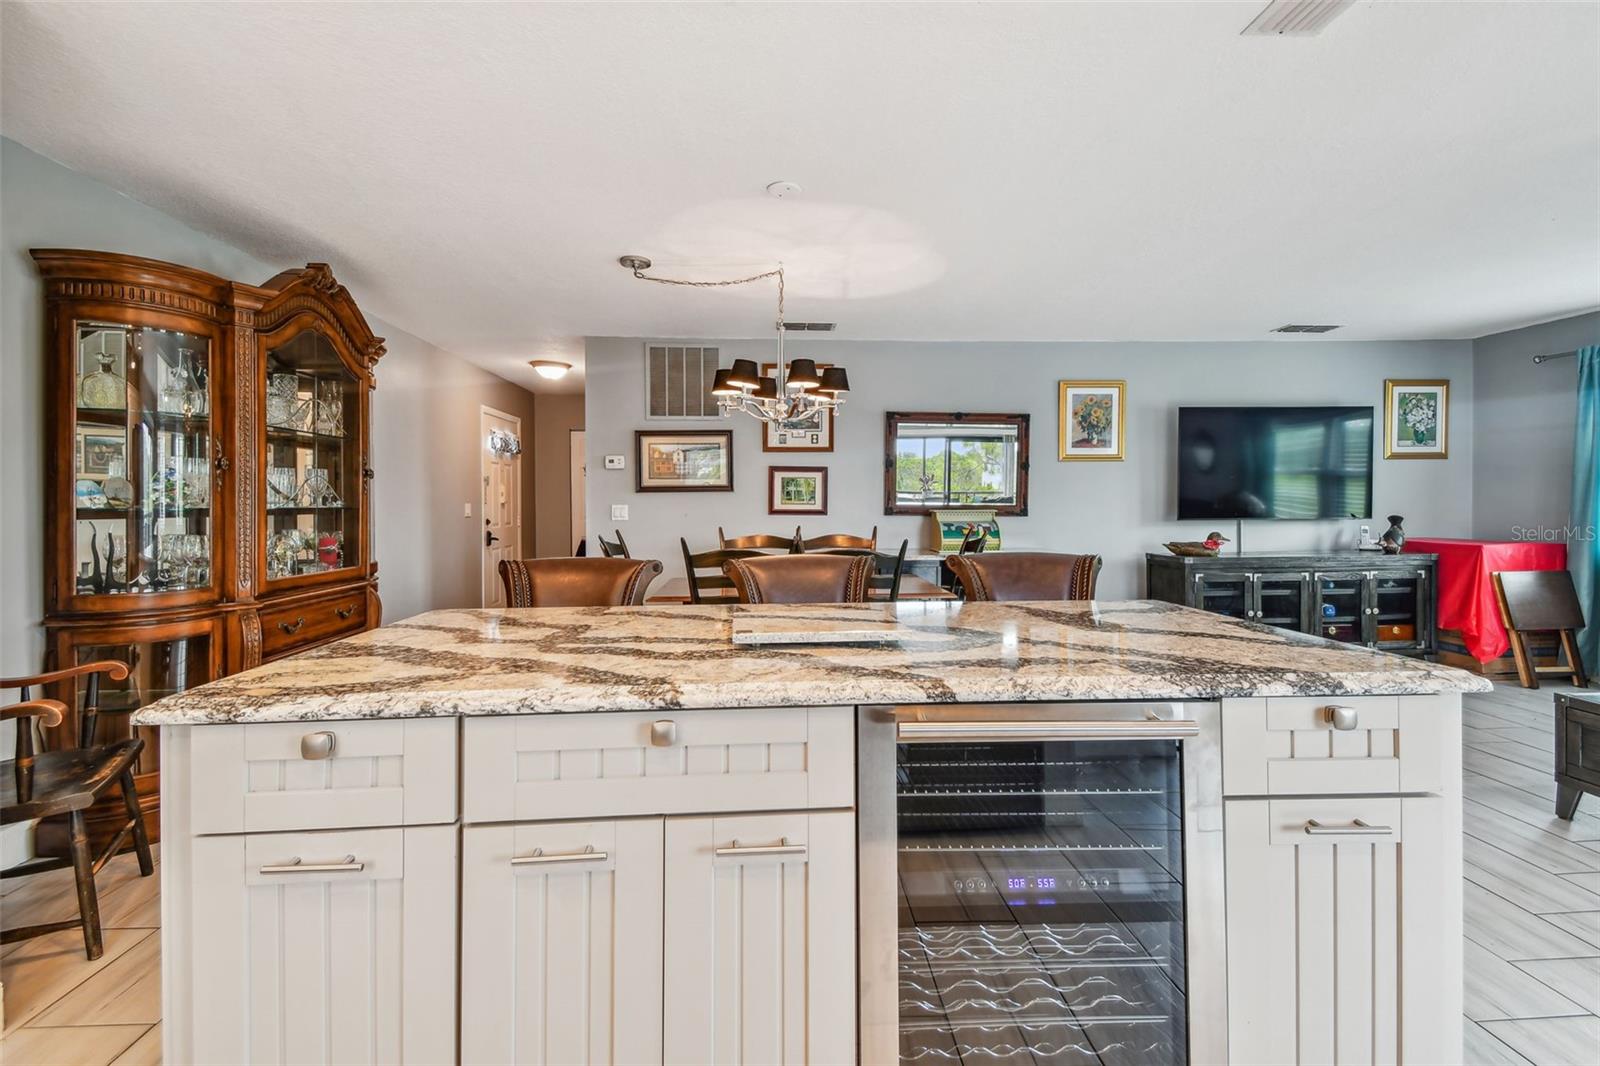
[0,699,68,729]
[1,660,130,691]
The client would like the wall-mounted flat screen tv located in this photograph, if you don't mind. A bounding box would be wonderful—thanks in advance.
[1177,406,1374,520]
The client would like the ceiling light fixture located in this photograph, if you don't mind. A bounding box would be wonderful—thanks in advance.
[528,359,572,380]
[618,255,850,430]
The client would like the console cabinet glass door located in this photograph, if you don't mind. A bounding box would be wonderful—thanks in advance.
[263,330,363,586]
[1314,571,1368,644]
[1253,574,1309,632]
[1371,570,1427,649]
[71,322,216,604]
[1191,572,1249,621]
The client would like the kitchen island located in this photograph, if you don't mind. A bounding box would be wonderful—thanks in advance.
[136,599,1489,1065]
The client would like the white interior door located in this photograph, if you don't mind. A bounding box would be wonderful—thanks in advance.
[482,407,523,606]
[570,429,586,554]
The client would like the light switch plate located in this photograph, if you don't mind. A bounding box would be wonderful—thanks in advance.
[611,504,629,521]
[463,503,473,517]
[604,454,625,470]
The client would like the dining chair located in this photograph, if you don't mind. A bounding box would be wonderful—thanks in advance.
[722,553,876,604]
[811,540,909,601]
[596,529,631,558]
[800,527,877,552]
[941,526,990,592]
[682,541,767,603]
[498,557,662,607]
[947,552,1102,602]
[1,661,154,960]
[718,527,802,552]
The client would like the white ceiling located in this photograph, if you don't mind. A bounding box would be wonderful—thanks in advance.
[4,1,1597,393]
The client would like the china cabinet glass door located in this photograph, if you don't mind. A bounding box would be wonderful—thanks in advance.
[72,322,214,600]
[262,330,362,585]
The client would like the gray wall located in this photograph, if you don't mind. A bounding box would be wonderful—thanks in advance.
[1472,311,1598,540]
[585,336,1477,599]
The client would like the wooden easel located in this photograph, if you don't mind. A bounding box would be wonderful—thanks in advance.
[1492,570,1590,689]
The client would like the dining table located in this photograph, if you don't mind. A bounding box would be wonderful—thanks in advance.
[645,573,956,604]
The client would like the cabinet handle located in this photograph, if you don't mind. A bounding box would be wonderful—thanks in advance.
[300,730,337,759]
[650,719,678,747]
[511,845,608,867]
[278,616,306,635]
[715,837,808,859]
[1323,705,1360,731]
[1304,819,1391,836]
[260,855,363,874]
[336,604,356,619]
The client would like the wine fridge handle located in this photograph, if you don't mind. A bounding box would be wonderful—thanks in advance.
[896,718,1200,743]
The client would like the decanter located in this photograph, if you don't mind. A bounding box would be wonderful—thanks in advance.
[79,353,126,409]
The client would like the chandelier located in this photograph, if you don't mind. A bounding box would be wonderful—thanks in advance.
[619,255,850,429]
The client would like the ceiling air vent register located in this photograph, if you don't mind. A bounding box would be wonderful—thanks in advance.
[1241,0,1354,37]
[1271,324,1343,334]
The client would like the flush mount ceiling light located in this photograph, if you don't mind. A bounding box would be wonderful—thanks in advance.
[618,255,850,431]
[528,359,572,380]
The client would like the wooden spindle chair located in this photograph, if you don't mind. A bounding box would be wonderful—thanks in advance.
[717,527,803,553]
[682,540,767,603]
[799,527,877,552]
[596,529,631,558]
[1,660,154,960]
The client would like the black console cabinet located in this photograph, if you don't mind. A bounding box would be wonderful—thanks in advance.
[1146,551,1438,656]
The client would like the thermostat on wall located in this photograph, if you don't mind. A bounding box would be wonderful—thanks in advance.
[604,454,625,470]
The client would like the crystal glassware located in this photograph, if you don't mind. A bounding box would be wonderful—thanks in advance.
[314,380,344,436]
[79,352,127,410]
[267,373,306,429]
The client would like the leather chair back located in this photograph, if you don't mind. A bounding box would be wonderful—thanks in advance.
[722,553,875,605]
[946,552,1101,602]
[498,557,662,607]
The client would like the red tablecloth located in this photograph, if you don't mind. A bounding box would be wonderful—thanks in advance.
[1405,537,1568,661]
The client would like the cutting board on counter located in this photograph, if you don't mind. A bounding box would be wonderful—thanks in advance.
[730,604,907,646]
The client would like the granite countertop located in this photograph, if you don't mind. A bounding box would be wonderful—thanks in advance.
[132,599,1491,726]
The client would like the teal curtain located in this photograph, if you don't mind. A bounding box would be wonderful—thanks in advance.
[1575,345,1600,674]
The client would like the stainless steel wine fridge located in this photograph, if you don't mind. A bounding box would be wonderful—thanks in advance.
[859,702,1226,1065]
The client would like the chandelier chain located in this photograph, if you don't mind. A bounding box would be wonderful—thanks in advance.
[628,265,784,322]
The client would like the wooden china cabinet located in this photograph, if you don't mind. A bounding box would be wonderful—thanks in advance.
[33,250,384,853]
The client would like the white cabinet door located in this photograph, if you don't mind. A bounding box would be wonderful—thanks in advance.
[188,824,456,1065]
[461,818,665,1065]
[1225,796,1461,1065]
[663,810,855,1066]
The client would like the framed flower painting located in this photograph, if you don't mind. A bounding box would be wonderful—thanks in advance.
[1383,379,1449,459]
[1058,381,1126,461]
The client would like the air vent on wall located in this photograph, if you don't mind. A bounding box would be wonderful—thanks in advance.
[1241,0,1354,36]
[1271,324,1343,333]
[645,344,720,418]
[779,321,836,331]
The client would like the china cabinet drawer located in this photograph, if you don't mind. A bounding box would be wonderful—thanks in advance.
[1222,695,1445,797]
[188,717,457,835]
[259,590,368,659]
[463,706,854,823]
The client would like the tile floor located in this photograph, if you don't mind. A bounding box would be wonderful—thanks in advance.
[0,682,1596,1065]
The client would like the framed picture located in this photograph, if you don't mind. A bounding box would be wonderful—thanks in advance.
[760,362,834,452]
[1384,379,1449,459]
[76,427,125,479]
[635,430,734,492]
[1058,380,1126,461]
[768,466,828,514]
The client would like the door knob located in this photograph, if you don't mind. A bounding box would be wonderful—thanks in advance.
[485,530,500,547]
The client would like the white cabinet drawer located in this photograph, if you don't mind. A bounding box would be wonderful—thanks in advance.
[463,707,854,823]
[1222,695,1445,797]
[188,718,458,835]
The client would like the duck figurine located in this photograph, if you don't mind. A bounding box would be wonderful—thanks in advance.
[1164,531,1231,557]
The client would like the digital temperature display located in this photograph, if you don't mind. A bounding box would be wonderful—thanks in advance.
[1007,876,1056,891]
[950,873,1116,894]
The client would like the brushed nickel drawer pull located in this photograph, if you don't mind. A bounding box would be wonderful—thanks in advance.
[650,719,678,747]
[1304,819,1391,836]
[336,604,356,619]
[278,616,306,635]
[511,845,608,867]
[716,837,808,858]
[300,731,337,760]
[260,855,363,874]
[1323,705,1360,731]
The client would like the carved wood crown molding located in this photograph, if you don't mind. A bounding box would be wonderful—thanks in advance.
[255,263,386,369]
[45,280,225,322]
